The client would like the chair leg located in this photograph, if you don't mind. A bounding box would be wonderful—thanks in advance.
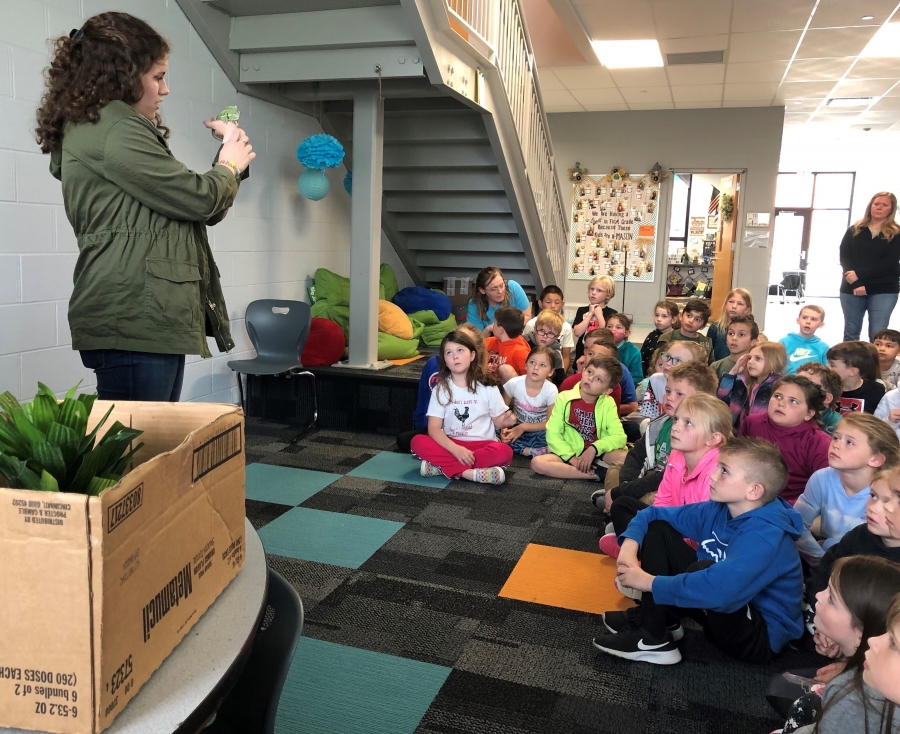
[289,371,317,444]
[236,373,246,413]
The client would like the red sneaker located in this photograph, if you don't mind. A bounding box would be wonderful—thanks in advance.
[598,532,621,558]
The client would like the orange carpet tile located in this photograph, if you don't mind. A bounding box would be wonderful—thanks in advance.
[498,543,635,615]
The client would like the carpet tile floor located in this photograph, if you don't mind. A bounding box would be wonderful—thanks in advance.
[243,418,821,734]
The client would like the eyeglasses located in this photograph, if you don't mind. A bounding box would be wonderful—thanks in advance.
[485,283,505,294]
[535,329,561,339]
[661,352,684,365]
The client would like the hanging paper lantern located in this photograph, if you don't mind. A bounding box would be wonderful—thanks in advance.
[343,170,353,195]
[296,134,345,169]
[298,168,330,201]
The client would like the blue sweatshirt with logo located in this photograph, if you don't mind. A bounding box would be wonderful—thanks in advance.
[413,355,441,429]
[779,333,829,374]
[621,497,805,652]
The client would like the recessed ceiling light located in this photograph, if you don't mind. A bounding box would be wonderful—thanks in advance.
[862,15,875,20]
[861,23,900,57]
[827,96,873,107]
[591,40,664,69]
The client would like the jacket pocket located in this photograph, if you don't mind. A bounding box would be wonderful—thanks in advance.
[144,258,201,331]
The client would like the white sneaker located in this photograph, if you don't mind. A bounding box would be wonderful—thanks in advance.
[616,577,643,601]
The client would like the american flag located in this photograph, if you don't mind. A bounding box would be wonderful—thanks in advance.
[708,188,719,225]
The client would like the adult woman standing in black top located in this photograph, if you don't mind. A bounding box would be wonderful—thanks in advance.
[840,192,900,341]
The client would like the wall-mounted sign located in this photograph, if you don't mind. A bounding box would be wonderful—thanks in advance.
[746,212,772,227]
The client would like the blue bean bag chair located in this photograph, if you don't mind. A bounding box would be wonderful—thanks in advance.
[392,286,452,322]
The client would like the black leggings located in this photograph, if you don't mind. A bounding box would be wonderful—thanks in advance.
[397,427,427,453]
[636,519,773,663]
[610,495,648,537]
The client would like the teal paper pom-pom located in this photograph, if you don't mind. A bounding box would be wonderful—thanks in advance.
[296,134,344,169]
[298,168,330,201]
[343,170,352,195]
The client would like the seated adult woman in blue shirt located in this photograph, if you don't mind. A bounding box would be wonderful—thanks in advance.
[840,192,900,341]
[465,266,532,333]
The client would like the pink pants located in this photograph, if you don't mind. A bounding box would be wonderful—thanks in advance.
[410,435,513,479]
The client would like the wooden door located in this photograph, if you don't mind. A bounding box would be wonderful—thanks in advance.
[710,174,740,318]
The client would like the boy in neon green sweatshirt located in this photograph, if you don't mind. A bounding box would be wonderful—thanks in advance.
[531,356,628,480]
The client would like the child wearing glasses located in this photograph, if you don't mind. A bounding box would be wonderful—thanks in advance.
[522,286,574,372]
[524,309,567,386]
[638,342,708,420]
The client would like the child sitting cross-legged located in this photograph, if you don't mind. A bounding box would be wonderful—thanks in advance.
[828,340,885,416]
[706,287,753,362]
[572,275,617,362]
[499,346,558,457]
[593,437,804,666]
[412,330,517,485]
[634,341,708,421]
[709,314,758,380]
[531,356,628,481]
[794,413,900,564]
[606,312,643,381]
[657,298,714,363]
[524,308,566,386]
[564,331,640,418]
[484,306,531,385]
[522,286,574,373]
[717,341,787,430]
[740,375,831,505]
[600,389,731,562]
[779,304,829,374]
[796,362,844,436]
[640,300,678,377]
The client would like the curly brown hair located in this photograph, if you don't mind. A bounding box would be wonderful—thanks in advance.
[36,13,170,153]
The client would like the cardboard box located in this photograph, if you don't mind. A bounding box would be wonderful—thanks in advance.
[442,276,476,309]
[0,401,246,734]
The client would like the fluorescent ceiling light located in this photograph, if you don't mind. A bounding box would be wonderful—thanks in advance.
[860,23,900,57]
[827,97,873,107]
[591,40,664,69]
[862,15,875,20]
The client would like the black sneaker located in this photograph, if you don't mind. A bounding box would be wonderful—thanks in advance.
[590,488,606,509]
[592,630,682,665]
[602,608,684,641]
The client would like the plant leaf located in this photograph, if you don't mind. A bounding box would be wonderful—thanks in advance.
[86,475,119,496]
[0,417,29,456]
[77,403,113,455]
[64,381,83,402]
[32,441,67,483]
[58,398,89,439]
[77,393,97,417]
[0,391,22,416]
[10,410,45,454]
[110,442,144,476]
[39,469,60,492]
[46,422,79,466]
[31,394,59,434]
[0,454,42,489]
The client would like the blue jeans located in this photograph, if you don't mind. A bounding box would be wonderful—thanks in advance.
[840,292,899,341]
[80,349,186,402]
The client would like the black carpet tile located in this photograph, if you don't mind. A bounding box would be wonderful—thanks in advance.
[245,419,823,734]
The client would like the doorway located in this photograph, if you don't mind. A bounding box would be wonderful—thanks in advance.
[769,172,856,297]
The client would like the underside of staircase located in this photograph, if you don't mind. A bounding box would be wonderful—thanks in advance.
[176,0,565,297]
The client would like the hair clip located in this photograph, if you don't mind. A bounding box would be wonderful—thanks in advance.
[69,28,85,41]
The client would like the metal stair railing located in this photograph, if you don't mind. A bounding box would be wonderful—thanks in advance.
[444,0,568,283]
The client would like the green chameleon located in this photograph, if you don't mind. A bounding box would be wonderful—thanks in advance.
[216,106,240,122]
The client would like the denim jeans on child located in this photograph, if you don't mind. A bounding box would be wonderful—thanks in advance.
[80,349,186,402]
[840,292,899,341]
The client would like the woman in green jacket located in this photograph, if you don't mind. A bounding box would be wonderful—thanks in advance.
[36,12,255,401]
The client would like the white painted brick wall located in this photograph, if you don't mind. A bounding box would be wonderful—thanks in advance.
[0,0,411,403]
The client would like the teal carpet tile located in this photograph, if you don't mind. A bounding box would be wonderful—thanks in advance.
[258,507,405,568]
[276,637,451,734]
[246,463,341,505]
[348,451,450,488]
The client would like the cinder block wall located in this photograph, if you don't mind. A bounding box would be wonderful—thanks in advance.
[0,0,411,402]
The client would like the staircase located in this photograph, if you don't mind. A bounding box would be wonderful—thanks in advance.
[177,0,567,296]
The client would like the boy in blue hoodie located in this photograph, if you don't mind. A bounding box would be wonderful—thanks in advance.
[593,437,804,665]
[780,305,829,374]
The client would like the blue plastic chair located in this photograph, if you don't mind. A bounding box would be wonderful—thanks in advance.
[227,300,317,435]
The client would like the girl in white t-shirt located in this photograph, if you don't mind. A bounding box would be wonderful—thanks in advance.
[411,330,517,484]
[500,346,558,456]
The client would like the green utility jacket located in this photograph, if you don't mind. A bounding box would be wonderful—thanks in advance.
[50,100,239,357]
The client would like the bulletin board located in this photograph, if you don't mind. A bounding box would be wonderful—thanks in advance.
[568,172,660,282]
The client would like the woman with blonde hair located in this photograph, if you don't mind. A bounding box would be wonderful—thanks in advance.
[840,192,900,341]
[465,266,532,333]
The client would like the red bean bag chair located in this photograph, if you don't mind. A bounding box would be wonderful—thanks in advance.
[301,317,345,366]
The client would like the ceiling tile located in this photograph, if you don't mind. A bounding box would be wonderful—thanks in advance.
[848,58,900,80]
[870,96,900,110]
[650,0,731,39]
[570,87,626,105]
[731,0,816,33]
[724,82,780,101]
[722,99,776,107]
[627,101,675,110]
[582,103,631,111]
[809,0,897,29]
[541,89,582,108]
[551,66,617,89]
[831,78,899,98]
[544,105,587,113]
[666,64,725,85]
[729,31,803,63]
[783,57,856,82]
[784,112,810,125]
[675,100,723,108]
[619,86,673,103]
[884,83,900,97]
[659,34,728,54]
[782,98,824,112]
[856,109,900,123]
[725,61,790,84]
[537,69,564,91]
[796,27,878,59]
[670,84,723,102]
[778,80,839,99]
[849,123,893,132]
[574,0,655,40]
[608,67,670,87]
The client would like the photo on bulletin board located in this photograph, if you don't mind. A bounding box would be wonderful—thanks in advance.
[568,173,660,282]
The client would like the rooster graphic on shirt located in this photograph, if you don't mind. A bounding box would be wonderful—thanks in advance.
[453,406,470,424]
